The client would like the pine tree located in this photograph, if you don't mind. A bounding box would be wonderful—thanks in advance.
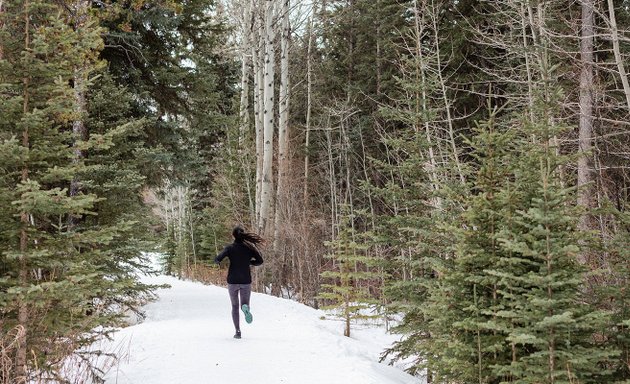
[419,110,520,383]
[421,96,617,383]
[371,115,446,375]
[100,0,236,191]
[0,2,155,381]
[596,207,630,381]
[98,0,238,277]
[197,117,252,261]
[373,0,470,375]
[488,93,616,383]
[319,208,381,337]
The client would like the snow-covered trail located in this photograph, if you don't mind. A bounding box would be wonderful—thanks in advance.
[102,274,419,384]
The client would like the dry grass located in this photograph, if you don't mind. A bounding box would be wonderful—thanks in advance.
[0,325,25,384]
[183,264,227,287]
[0,325,134,384]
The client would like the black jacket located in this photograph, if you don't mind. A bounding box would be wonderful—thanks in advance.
[214,240,264,284]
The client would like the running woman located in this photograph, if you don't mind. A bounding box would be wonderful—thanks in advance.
[214,226,264,339]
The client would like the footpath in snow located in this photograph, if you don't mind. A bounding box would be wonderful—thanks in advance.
[100,273,420,384]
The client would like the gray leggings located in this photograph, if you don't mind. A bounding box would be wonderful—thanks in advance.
[227,284,251,331]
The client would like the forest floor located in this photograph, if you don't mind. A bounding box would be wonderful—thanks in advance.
[95,263,422,384]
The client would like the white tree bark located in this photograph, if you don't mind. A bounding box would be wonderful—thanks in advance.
[232,0,258,222]
[412,0,441,203]
[430,0,464,185]
[251,0,265,224]
[238,3,251,149]
[259,0,277,236]
[188,198,197,271]
[303,4,316,211]
[274,0,290,249]
[0,0,4,61]
[606,0,630,112]
[325,121,338,239]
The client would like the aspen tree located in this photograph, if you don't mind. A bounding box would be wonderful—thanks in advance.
[230,0,257,222]
[252,0,264,223]
[428,0,464,185]
[413,0,441,198]
[274,0,290,250]
[238,1,252,148]
[605,0,630,112]
[0,0,4,61]
[259,0,276,236]
[303,5,315,209]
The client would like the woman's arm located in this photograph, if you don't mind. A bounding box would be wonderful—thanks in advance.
[214,245,230,264]
[250,247,263,266]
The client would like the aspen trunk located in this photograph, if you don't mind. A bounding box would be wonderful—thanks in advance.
[177,187,186,275]
[606,0,630,111]
[375,0,381,97]
[358,127,376,230]
[300,6,316,303]
[252,1,264,224]
[521,1,535,122]
[70,67,88,198]
[325,119,338,239]
[239,31,250,149]
[237,1,256,222]
[430,0,464,185]
[577,0,595,264]
[303,7,315,211]
[274,0,290,250]
[188,200,197,273]
[413,0,440,200]
[0,0,4,61]
[169,193,177,276]
[259,0,276,236]
[340,115,354,217]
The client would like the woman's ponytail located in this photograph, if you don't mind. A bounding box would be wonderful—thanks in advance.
[232,226,264,245]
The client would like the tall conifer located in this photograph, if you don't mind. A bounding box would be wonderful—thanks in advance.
[0,2,154,381]
[319,208,380,337]
[421,96,617,383]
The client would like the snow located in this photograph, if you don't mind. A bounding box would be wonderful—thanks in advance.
[99,270,421,384]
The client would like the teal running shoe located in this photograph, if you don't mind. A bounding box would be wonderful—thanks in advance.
[242,304,253,324]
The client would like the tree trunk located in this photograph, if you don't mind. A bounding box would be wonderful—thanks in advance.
[577,0,595,264]
[237,1,256,223]
[375,0,382,98]
[430,0,464,185]
[413,0,440,201]
[303,5,315,212]
[69,0,90,231]
[0,0,4,61]
[606,0,630,112]
[274,0,290,251]
[259,0,276,237]
[70,67,88,198]
[239,12,251,150]
[252,0,264,225]
[188,201,197,274]
[325,118,338,239]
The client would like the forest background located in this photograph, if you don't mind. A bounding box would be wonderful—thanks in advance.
[2,0,630,383]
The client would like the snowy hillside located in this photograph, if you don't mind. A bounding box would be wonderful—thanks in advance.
[98,273,422,384]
